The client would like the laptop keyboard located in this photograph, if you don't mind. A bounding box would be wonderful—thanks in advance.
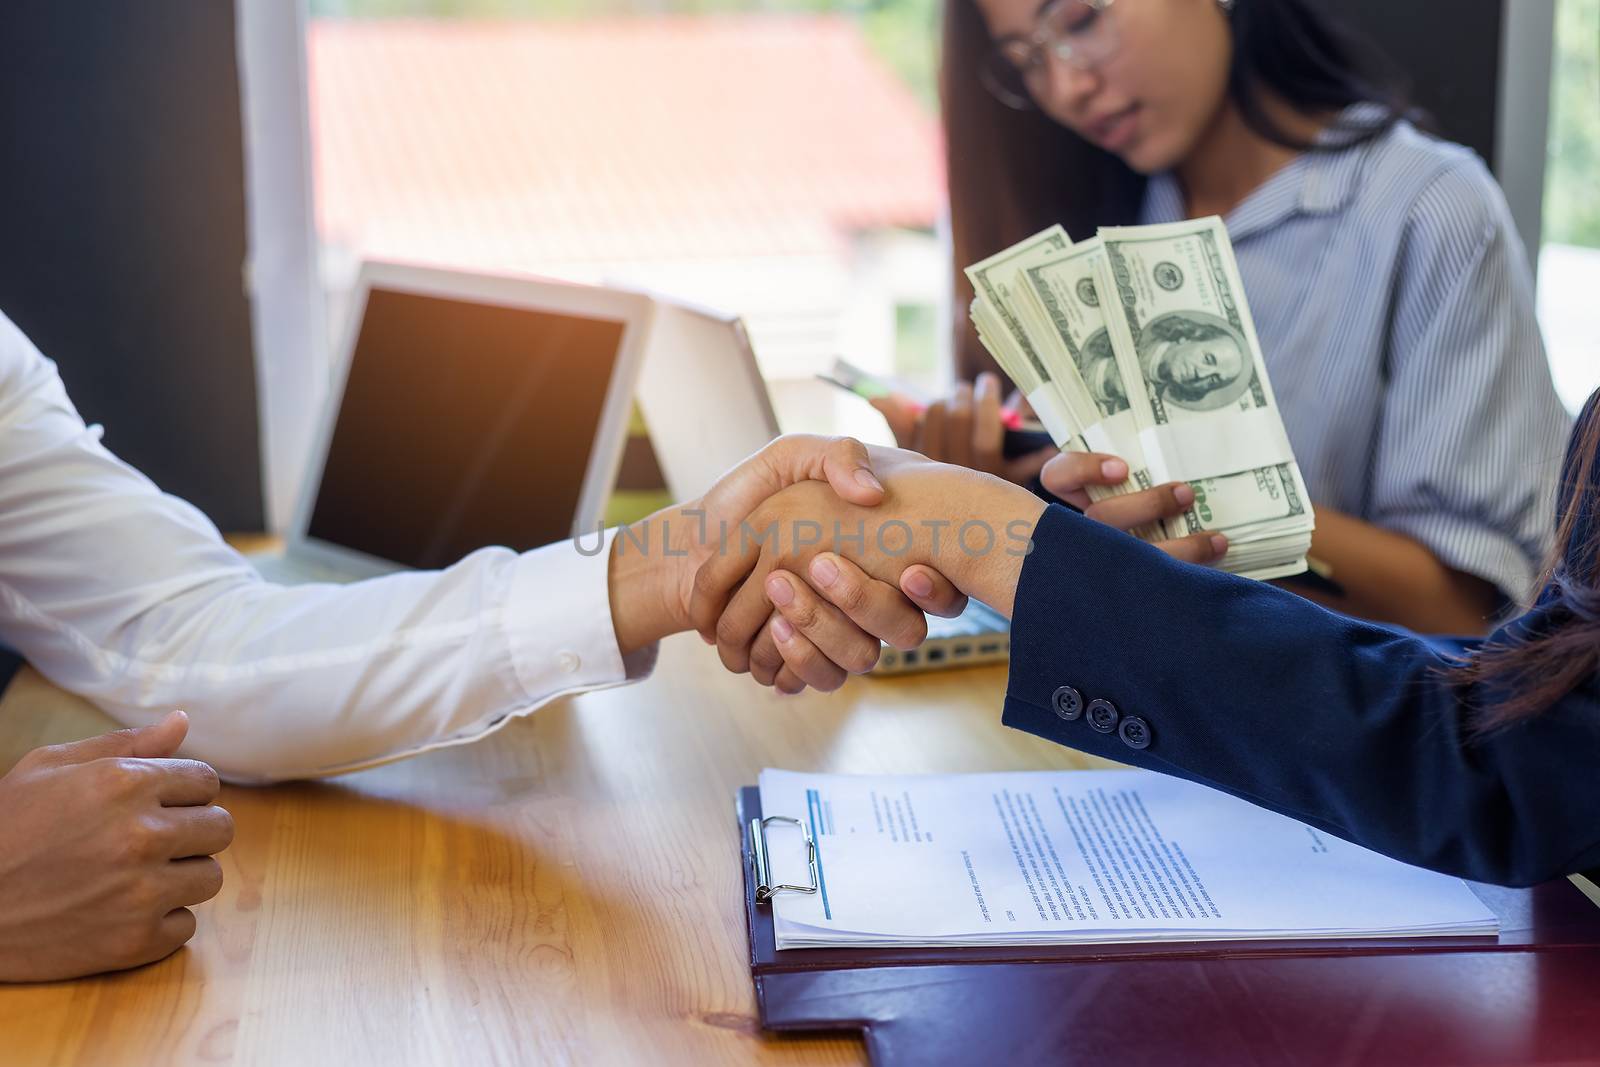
[873,600,1010,675]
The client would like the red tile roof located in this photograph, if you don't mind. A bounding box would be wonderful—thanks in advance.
[308,16,945,264]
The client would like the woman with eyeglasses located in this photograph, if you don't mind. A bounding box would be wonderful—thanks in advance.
[874,0,1571,636]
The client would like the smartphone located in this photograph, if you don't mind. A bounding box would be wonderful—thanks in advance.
[818,358,1052,454]
[817,357,929,405]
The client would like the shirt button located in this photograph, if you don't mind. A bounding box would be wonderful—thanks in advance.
[1087,698,1120,734]
[1052,686,1083,721]
[1119,716,1153,750]
[556,651,582,674]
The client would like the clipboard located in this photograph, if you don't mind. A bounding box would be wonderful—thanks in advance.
[737,786,1600,1066]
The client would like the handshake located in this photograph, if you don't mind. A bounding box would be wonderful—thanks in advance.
[606,435,1053,693]
[610,431,1239,694]
[0,433,1223,985]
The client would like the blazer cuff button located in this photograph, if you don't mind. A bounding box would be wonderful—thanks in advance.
[1118,716,1152,750]
[1087,698,1120,734]
[1052,686,1083,721]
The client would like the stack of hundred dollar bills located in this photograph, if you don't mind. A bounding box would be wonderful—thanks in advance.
[966,217,1313,580]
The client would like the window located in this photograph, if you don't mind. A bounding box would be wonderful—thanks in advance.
[305,0,947,442]
[1540,0,1600,413]
[247,0,1596,528]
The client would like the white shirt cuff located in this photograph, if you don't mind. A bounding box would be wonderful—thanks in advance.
[505,527,658,704]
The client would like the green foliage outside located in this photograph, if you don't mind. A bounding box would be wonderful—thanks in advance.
[1546,0,1600,248]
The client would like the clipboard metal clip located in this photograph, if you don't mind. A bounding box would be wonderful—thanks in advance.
[750,815,819,904]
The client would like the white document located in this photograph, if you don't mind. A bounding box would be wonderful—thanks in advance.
[757,769,1498,949]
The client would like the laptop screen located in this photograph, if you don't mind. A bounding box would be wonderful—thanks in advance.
[306,286,626,570]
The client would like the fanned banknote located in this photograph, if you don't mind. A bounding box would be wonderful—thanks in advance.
[1012,239,1155,491]
[966,217,1313,580]
[963,226,1084,448]
[1096,217,1312,577]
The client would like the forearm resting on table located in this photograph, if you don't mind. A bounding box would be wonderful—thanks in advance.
[1298,507,1500,635]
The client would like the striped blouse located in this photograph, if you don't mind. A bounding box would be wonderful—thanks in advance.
[1139,109,1573,604]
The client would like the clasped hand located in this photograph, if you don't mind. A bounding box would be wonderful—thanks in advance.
[658,435,1231,694]
[645,438,1048,692]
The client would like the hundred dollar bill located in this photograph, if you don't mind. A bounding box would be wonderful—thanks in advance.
[1012,238,1156,497]
[970,296,1093,456]
[970,297,1029,390]
[1095,217,1312,569]
[964,227,1080,444]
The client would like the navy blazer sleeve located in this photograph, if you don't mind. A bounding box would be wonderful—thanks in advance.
[1002,504,1600,887]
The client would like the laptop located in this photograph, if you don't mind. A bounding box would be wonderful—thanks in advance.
[643,321,1009,675]
[250,257,999,671]
[873,600,1011,674]
[252,260,652,584]
[630,295,781,500]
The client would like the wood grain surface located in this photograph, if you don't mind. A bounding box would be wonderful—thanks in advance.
[0,633,1114,1066]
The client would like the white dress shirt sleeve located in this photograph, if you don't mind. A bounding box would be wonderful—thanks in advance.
[0,311,656,783]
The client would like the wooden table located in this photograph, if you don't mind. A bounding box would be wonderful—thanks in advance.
[0,635,1115,1066]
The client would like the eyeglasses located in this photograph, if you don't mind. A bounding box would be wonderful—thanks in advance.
[980,0,1120,111]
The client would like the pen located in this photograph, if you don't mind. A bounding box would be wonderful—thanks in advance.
[817,362,1029,430]
[867,394,1028,432]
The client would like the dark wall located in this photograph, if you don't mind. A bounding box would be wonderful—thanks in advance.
[0,3,262,529]
[1338,0,1505,170]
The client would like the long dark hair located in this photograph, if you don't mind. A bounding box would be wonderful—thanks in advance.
[941,0,1419,378]
[1460,393,1600,731]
